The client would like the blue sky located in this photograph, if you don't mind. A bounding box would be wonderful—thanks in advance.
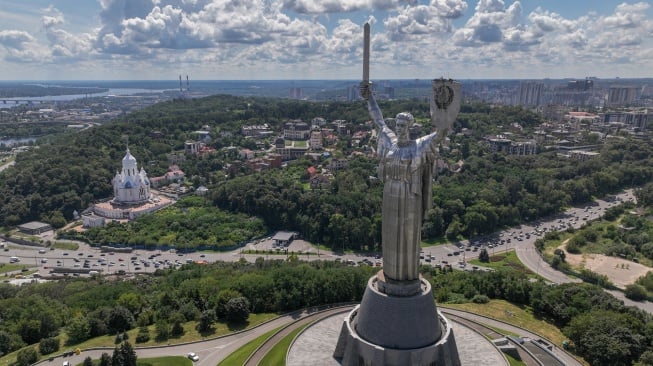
[0,0,651,80]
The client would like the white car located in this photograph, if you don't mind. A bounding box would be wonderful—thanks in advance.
[187,352,199,362]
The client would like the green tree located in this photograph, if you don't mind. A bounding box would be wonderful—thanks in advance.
[564,310,645,366]
[553,248,566,262]
[100,352,112,366]
[640,350,653,366]
[169,312,185,337]
[83,356,94,366]
[0,329,23,355]
[66,316,91,345]
[18,319,41,345]
[215,289,242,319]
[225,297,251,323]
[107,306,135,334]
[478,248,490,263]
[38,336,59,355]
[16,347,38,366]
[197,309,216,332]
[155,319,169,342]
[117,292,145,316]
[135,326,150,344]
[111,345,124,366]
[624,284,647,301]
[120,341,137,366]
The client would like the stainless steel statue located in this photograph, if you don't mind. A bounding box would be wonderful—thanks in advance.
[360,51,461,283]
[333,23,463,365]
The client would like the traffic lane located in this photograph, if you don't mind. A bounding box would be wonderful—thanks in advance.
[421,190,635,270]
[1,190,636,272]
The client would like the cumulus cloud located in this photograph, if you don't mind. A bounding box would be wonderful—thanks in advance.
[528,8,575,33]
[0,30,35,49]
[1,0,652,79]
[42,13,65,28]
[431,0,467,18]
[0,30,50,63]
[281,0,407,14]
[452,0,522,46]
[603,2,650,28]
[382,0,466,44]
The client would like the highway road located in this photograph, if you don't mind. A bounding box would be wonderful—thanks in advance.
[4,188,651,365]
[34,306,353,366]
[441,308,581,366]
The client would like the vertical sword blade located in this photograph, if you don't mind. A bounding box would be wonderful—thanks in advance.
[363,23,370,82]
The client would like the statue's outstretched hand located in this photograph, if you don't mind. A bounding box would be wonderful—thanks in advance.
[360,81,372,100]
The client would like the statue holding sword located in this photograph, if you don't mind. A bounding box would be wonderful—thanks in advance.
[360,23,462,283]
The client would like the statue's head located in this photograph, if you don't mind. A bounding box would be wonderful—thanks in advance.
[395,112,414,143]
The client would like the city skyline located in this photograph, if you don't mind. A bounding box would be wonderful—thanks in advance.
[0,0,652,81]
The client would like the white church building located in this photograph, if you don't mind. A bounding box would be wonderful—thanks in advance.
[83,148,173,227]
[112,148,152,204]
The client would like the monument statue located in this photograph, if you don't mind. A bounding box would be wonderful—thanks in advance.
[334,23,463,365]
[361,79,459,282]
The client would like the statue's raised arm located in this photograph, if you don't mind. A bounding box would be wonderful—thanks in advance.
[360,81,386,129]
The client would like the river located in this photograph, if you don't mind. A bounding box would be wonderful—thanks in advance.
[0,88,172,108]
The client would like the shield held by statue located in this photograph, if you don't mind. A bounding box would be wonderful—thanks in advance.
[430,78,462,134]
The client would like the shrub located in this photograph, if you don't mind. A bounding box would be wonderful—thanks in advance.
[16,347,38,366]
[471,294,490,304]
[135,327,150,344]
[566,240,580,254]
[624,284,647,301]
[38,337,59,355]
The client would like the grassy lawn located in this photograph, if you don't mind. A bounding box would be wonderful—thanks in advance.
[135,356,192,366]
[0,263,29,274]
[68,313,277,349]
[76,356,192,366]
[421,237,449,247]
[293,140,307,147]
[468,250,535,275]
[52,241,81,251]
[217,327,281,365]
[441,300,567,347]
[2,314,279,366]
[258,324,309,366]
[505,353,526,366]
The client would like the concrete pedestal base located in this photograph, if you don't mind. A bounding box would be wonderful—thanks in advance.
[333,275,461,366]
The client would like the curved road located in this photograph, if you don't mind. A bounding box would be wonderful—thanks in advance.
[244,306,352,366]
[441,308,581,366]
[37,307,344,366]
[13,189,651,365]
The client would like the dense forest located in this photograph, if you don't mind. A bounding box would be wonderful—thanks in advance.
[0,260,651,366]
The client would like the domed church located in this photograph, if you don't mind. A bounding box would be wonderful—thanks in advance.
[112,148,151,205]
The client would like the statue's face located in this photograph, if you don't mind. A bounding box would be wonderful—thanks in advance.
[396,117,410,142]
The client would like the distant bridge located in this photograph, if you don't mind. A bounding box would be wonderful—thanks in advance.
[0,99,43,105]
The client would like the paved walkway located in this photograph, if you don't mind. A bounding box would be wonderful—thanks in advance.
[287,310,508,366]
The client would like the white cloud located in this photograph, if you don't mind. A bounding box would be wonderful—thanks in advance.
[431,0,467,19]
[0,30,50,63]
[0,0,652,79]
[603,2,650,28]
[528,8,575,33]
[452,0,521,46]
[281,0,407,14]
[0,30,35,49]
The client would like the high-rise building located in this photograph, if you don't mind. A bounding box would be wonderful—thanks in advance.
[607,86,639,106]
[517,81,544,106]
